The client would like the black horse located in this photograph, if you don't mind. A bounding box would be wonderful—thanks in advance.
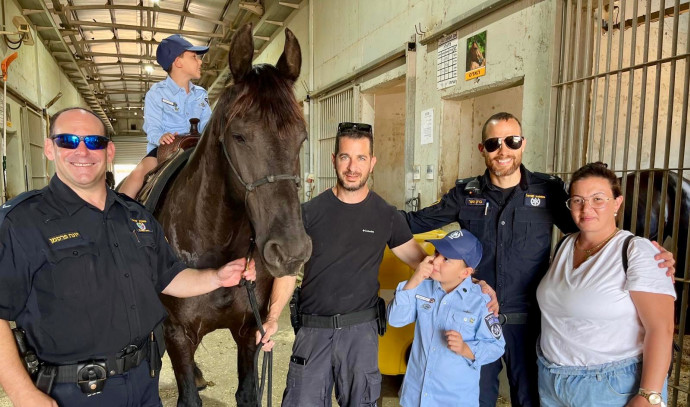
[151,24,311,406]
[620,169,690,328]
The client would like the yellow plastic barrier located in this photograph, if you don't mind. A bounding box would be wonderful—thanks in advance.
[378,230,446,375]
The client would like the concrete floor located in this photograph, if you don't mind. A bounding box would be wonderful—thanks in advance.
[0,307,510,406]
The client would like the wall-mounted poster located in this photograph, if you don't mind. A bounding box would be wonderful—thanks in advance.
[436,33,458,90]
[465,31,487,81]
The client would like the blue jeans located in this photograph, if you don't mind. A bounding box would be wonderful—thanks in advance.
[537,348,668,407]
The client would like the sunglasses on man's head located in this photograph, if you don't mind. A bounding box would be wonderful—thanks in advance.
[482,135,524,153]
[51,134,110,150]
[337,122,373,135]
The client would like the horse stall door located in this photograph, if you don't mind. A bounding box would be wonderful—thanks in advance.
[3,96,25,199]
[365,79,407,209]
[22,107,48,190]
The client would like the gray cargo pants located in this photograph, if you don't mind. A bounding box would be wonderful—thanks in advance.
[281,319,380,407]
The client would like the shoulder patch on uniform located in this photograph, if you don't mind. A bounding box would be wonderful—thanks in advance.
[0,190,44,227]
[484,314,503,339]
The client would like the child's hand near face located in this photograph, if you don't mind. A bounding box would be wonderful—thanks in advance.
[403,255,435,290]
[445,330,475,360]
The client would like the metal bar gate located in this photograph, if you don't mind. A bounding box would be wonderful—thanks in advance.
[551,1,689,404]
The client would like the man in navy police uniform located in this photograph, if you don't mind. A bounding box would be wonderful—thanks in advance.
[403,112,675,407]
[0,107,255,407]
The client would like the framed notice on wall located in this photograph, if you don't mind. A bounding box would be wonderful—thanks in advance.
[465,31,487,81]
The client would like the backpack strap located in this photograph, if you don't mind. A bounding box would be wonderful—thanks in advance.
[621,235,635,273]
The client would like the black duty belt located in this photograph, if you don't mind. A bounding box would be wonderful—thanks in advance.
[300,306,378,329]
[51,340,150,383]
[498,313,529,325]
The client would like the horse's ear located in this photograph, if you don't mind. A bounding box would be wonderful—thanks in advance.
[229,23,254,82]
[276,28,301,82]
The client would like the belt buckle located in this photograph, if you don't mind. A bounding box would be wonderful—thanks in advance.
[77,361,107,396]
[333,314,342,329]
[498,313,508,325]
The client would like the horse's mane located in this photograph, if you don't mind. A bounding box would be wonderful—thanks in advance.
[216,64,304,138]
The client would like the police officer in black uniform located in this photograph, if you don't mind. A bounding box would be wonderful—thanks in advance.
[403,112,675,407]
[0,107,256,407]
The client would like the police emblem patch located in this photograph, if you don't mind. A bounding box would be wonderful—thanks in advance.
[524,194,546,208]
[447,230,464,239]
[484,314,503,339]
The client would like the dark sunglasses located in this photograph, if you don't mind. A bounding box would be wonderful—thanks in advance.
[482,135,524,153]
[337,122,372,135]
[51,134,110,150]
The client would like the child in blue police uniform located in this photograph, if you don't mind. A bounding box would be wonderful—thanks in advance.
[388,229,505,407]
[120,34,212,198]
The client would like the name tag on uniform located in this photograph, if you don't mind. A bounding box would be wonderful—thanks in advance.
[162,98,179,111]
[524,194,546,208]
[415,294,435,303]
[465,198,486,206]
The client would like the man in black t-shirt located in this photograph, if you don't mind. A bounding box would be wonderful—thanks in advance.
[281,123,428,407]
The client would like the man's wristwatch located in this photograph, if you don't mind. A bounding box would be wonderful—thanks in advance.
[638,388,662,405]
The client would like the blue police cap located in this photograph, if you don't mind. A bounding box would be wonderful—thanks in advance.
[156,34,209,71]
[426,229,483,269]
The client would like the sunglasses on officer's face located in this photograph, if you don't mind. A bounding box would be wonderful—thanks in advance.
[51,134,110,150]
[482,135,524,153]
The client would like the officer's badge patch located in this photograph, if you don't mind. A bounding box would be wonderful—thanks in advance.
[465,198,486,206]
[524,194,546,208]
[484,314,503,339]
[131,219,151,232]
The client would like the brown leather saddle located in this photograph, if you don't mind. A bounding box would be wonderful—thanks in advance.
[136,118,201,208]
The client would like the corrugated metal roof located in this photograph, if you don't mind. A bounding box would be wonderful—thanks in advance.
[14,0,305,165]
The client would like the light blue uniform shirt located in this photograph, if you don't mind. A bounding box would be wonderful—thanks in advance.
[143,76,212,153]
[388,277,505,407]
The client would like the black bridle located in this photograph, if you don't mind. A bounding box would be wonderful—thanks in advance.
[219,135,301,204]
[218,134,300,407]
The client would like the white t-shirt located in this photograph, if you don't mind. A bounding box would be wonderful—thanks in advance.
[537,230,676,366]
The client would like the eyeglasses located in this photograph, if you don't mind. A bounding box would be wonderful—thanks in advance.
[51,134,110,150]
[337,122,372,135]
[566,194,614,210]
[482,136,524,153]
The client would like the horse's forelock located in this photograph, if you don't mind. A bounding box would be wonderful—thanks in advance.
[223,64,304,139]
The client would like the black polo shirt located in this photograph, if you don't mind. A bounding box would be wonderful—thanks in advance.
[404,165,578,314]
[0,176,187,364]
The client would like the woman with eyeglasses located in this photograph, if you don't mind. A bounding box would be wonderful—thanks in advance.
[536,162,675,407]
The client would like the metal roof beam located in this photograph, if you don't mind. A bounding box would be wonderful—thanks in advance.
[64,20,226,38]
[82,51,157,60]
[57,4,232,27]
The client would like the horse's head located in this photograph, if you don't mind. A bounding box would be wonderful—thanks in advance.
[214,23,311,277]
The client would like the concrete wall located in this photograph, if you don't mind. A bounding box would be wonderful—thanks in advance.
[371,88,406,208]
[1,0,87,198]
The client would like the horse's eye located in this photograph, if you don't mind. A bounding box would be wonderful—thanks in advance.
[232,134,246,144]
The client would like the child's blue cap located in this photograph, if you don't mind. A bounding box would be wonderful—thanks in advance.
[156,34,209,71]
[426,229,483,269]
